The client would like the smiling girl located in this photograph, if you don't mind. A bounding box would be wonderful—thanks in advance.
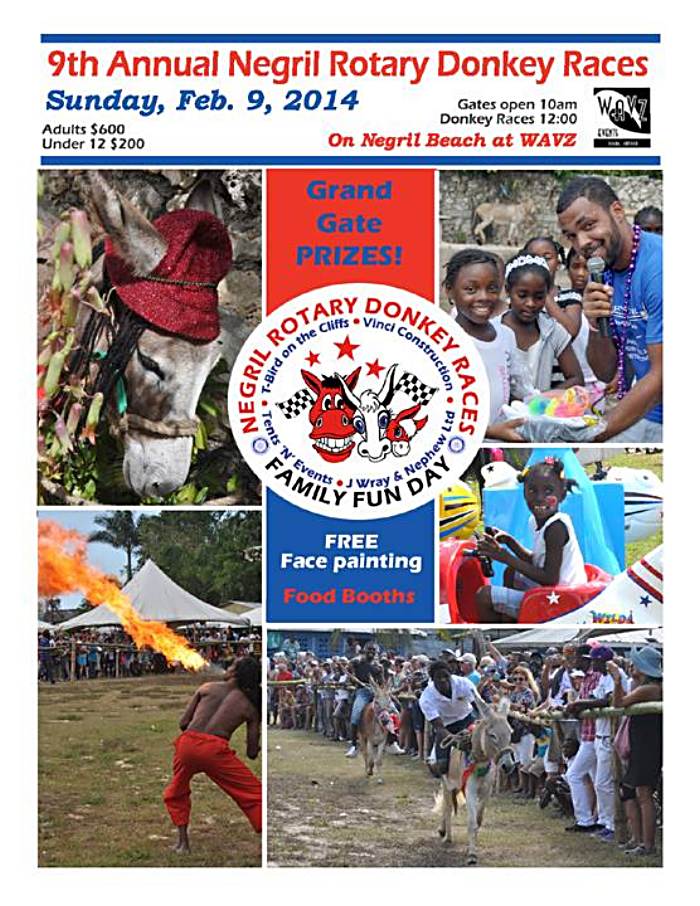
[444,248,527,441]
[474,457,587,622]
[501,254,583,392]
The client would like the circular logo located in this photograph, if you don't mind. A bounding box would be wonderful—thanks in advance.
[228,283,489,519]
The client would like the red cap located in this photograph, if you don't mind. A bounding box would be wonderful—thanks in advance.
[104,209,233,341]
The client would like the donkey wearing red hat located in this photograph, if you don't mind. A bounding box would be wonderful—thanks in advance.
[69,173,249,498]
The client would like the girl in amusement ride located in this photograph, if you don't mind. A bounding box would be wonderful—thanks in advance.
[444,247,526,442]
[500,252,583,393]
[473,457,587,622]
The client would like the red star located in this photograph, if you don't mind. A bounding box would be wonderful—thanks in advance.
[366,358,386,378]
[334,335,360,360]
[305,350,321,367]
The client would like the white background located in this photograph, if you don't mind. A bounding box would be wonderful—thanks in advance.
[4,1,689,901]
[38,37,661,159]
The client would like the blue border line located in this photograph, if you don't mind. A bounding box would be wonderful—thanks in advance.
[40,155,661,166]
[41,33,660,43]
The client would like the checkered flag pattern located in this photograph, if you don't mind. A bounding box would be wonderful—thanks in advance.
[396,371,438,406]
[275,387,315,419]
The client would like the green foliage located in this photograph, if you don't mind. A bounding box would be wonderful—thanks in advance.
[88,512,141,581]
[136,511,262,604]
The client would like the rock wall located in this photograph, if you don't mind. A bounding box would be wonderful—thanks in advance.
[440,170,663,247]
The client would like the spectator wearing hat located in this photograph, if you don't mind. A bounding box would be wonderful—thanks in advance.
[458,652,481,685]
[566,645,628,841]
[608,646,662,856]
[564,645,605,832]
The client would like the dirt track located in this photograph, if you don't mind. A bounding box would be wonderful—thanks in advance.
[267,727,661,868]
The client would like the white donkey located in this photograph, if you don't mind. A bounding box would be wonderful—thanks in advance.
[337,364,398,463]
[434,696,515,865]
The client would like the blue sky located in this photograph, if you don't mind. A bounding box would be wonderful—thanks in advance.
[38,510,160,611]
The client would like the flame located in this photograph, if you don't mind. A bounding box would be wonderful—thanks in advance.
[38,520,207,671]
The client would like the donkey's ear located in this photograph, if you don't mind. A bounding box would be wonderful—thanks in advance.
[378,363,398,405]
[497,696,511,716]
[472,693,492,720]
[185,175,224,218]
[301,369,321,395]
[88,172,167,277]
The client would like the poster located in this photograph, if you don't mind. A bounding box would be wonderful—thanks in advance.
[10,5,688,894]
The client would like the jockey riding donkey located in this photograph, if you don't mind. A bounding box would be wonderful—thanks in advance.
[345,642,403,759]
[420,660,516,865]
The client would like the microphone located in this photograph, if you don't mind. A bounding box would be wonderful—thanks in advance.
[586,256,610,337]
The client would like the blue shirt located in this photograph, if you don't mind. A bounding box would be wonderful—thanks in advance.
[609,230,662,424]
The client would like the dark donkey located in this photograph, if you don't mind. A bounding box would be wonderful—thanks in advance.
[67,173,250,498]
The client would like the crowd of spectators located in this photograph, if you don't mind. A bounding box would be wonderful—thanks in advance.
[37,625,261,682]
[267,637,662,857]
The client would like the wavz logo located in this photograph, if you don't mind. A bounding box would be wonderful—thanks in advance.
[594,88,651,148]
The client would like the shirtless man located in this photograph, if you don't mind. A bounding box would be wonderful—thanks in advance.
[163,656,262,854]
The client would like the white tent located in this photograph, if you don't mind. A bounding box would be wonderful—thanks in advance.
[223,600,260,616]
[239,606,262,626]
[496,626,662,649]
[58,559,248,629]
[496,627,583,648]
[38,620,55,630]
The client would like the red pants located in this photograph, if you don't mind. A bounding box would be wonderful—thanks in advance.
[163,730,262,833]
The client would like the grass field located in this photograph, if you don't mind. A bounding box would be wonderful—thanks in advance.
[38,675,261,867]
[585,449,662,567]
[466,448,662,569]
[267,727,662,868]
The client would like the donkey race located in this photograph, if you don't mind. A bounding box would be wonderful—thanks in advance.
[267,628,662,867]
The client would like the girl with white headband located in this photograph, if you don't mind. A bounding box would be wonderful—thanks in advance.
[500,253,583,392]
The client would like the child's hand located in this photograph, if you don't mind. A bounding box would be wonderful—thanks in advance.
[487,419,525,442]
[476,533,508,562]
[490,529,514,547]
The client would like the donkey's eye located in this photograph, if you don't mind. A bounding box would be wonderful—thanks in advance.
[353,415,366,435]
[136,347,166,380]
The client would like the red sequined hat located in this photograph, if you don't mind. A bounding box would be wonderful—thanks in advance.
[104,209,233,341]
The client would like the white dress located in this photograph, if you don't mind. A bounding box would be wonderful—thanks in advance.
[528,511,586,585]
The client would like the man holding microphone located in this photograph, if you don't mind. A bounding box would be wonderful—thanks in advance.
[557,175,662,442]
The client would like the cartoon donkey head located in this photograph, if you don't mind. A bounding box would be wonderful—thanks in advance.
[337,364,398,464]
[301,367,361,463]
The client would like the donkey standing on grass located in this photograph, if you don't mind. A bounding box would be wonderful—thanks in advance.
[434,696,515,865]
[70,173,250,498]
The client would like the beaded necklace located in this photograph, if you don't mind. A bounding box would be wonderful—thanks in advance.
[603,224,642,399]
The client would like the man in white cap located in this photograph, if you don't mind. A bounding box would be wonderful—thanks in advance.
[458,652,481,685]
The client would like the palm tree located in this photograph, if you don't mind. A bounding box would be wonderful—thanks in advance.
[88,512,141,581]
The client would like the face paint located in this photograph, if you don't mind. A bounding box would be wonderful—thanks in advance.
[545,495,558,507]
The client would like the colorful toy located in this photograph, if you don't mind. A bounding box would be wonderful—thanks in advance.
[439,481,480,540]
[546,545,663,626]
[525,385,592,419]
[438,538,611,624]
